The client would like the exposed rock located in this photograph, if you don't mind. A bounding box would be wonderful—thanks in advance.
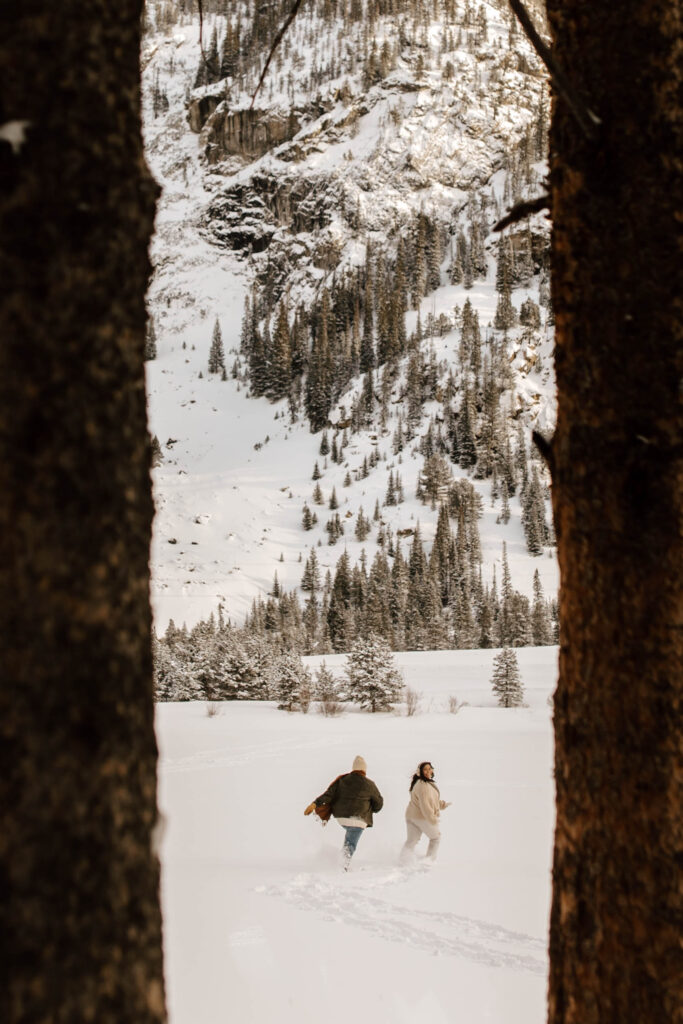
[205,171,341,254]
[187,82,228,133]
[202,105,302,164]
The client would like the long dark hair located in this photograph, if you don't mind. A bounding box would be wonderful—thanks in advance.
[410,761,435,791]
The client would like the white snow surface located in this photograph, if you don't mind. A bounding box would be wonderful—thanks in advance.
[157,645,557,1023]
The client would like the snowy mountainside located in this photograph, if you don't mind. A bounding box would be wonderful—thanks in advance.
[141,0,558,633]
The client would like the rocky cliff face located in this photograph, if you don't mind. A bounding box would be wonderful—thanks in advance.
[140,1,558,631]
[169,0,549,294]
[199,101,303,162]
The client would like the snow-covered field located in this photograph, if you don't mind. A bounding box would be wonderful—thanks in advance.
[157,646,557,1023]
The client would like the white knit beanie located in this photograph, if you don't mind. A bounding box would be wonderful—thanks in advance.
[352,755,367,772]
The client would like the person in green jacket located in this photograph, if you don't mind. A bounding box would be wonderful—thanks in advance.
[304,755,384,867]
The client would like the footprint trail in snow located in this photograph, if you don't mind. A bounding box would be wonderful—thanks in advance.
[260,871,547,975]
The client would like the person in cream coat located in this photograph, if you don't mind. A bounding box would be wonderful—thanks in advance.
[400,761,450,863]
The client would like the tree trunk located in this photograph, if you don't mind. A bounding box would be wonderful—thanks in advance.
[545,2,682,1021]
[0,5,164,1022]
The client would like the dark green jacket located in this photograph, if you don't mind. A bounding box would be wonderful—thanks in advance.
[315,771,384,827]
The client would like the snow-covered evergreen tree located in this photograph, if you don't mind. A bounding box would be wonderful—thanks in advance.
[314,661,342,714]
[208,318,225,374]
[346,633,403,711]
[351,507,365,541]
[531,569,552,645]
[276,652,313,712]
[301,548,321,593]
[491,647,525,707]
[522,465,549,555]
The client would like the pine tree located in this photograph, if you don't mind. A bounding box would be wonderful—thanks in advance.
[522,466,549,555]
[270,301,291,397]
[384,470,397,506]
[314,661,340,711]
[478,587,496,649]
[508,592,533,647]
[302,504,314,530]
[276,652,313,712]
[249,322,268,396]
[305,289,333,430]
[406,349,424,425]
[346,633,403,711]
[150,435,162,467]
[327,549,354,650]
[208,318,226,374]
[355,507,371,541]
[531,569,552,646]
[520,297,541,328]
[426,218,443,292]
[206,25,220,83]
[500,480,511,524]
[491,647,524,707]
[409,216,425,305]
[495,234,514,293]
[290,307,307,378]
[430,502,452,606]
[220,20,240,79]
[144,316,157,360]
[494,289,517,331]
[498,541,513,646]
[301,549,321,593]
[360,271,375,373]
[240,294,253,358]
[456,389,478,469]
[419,453,452,506]
[350,561,367,615]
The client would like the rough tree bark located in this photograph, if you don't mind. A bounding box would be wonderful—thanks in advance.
[545,2,682,1021]
[0,4,165,1022]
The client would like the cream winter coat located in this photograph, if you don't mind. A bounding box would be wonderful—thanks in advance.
[405,779,444,827]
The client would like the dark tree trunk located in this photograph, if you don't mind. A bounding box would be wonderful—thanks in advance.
[0,5,164,1022]
[545,2,682,1021]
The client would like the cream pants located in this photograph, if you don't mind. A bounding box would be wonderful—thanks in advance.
[402,817,441,861]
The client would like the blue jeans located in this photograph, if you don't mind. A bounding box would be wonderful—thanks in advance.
[342,826,364,860]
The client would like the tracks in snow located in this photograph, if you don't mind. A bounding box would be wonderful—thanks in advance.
[261,872,547,975]
[161,735,341,774]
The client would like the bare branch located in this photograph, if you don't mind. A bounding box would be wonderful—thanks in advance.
[494,194,550,232]
[251,0,306,109]
[196,0,208,68]
[532,430,554,475]
[508,0,601,139]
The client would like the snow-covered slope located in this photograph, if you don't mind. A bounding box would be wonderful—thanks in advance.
[142,1,557,633]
